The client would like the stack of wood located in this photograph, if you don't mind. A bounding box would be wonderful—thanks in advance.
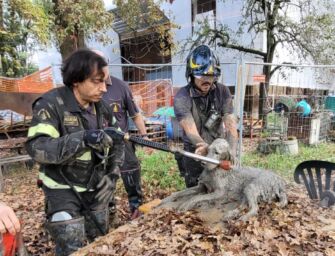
[0,117,31,138]
[129,120,166,142]
[243,117,263,138]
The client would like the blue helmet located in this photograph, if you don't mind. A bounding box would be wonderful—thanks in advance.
[185,45,221,79]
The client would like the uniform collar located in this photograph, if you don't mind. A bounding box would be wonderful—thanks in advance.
[59,86,101,113]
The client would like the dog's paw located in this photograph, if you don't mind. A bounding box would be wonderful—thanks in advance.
[222,209,240,221]
[178,201,195,212]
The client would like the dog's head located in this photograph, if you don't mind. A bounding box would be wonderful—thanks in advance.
[205,138,231,170]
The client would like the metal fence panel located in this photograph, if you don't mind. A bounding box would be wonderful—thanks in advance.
[240,62,335,167]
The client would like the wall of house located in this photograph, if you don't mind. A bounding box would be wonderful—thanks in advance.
[160,0,265,88]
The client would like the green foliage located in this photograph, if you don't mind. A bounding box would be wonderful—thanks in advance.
[52,0,114,46]
[1,0,176,72]
[114,0,177,57]
[0,0,51,77]
[242,142,335,180]
[136,148,185,192]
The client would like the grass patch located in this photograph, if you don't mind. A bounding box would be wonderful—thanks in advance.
[136,142,335,189]
[242,142,335,179]
[136,148,185,192]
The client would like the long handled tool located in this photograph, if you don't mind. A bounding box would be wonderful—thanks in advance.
[104,127,232,170]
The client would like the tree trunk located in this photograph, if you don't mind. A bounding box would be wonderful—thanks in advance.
[259,64,271,126]
[53,0,86,60]
[59,32,86,60]
[0,0,3,29]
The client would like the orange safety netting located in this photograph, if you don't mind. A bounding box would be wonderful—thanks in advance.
[0,67,53,93]
[130,79,173,115]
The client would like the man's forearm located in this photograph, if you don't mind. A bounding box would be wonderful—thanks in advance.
[223,114,238,157]
[132,113,147,135]
[179,118,204,146]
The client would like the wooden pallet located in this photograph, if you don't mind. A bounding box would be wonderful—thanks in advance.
[0,154,32,192]
[0,117,31,138]
[243,117,263,137]
[129,122,166,142]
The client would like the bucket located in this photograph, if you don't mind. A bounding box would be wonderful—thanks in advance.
[296,100,311,117]
[281,138,298,155]
[165,117,183,140]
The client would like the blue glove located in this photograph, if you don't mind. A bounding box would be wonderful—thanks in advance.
[84,129,113,151]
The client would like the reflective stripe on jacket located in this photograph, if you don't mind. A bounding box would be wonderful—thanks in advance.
[26,86,124,190]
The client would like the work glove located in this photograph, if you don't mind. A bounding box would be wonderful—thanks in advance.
[104,127,125,144]
[84,129,113,152]
[95,174,117,204]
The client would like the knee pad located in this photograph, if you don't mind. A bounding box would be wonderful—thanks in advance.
[50,211,73,222]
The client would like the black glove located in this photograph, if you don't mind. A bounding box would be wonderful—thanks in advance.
[84,129,113,151]
[104,127,125,144]
[95,174,116,204]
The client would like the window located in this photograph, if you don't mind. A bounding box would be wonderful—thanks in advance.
[192,0,216,21]
[192,0,216,33]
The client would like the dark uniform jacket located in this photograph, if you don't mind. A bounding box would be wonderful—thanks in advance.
[102,76,139,132]
[26,86,124,191]
[174,82,233,146]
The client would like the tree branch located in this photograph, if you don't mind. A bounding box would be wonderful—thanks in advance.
[218,42,267,57]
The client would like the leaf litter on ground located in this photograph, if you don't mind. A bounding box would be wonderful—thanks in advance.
[1,168,335,255]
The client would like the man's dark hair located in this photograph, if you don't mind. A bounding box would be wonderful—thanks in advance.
[61,49,108,88]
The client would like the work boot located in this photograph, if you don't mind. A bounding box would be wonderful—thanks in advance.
[46,217,85,256]
[130,208,142,220]
[85,209,109,242]
[129,196,143,220]
[121,168,143,219]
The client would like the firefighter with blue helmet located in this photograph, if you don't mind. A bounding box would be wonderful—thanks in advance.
[174,45,238,187]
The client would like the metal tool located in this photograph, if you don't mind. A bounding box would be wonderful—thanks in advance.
[104,127,232,170]
[171,147,232,170]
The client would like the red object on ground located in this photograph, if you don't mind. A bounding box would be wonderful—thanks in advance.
[2,232,16,256]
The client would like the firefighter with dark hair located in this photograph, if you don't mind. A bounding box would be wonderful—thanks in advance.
[174,45,238,188]
[25,49,124,255]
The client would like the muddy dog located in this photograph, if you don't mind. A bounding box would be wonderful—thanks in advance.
[160,138,288,221]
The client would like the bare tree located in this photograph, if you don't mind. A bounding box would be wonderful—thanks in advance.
[190,0,335,118]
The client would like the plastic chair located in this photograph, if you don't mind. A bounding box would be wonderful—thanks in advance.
[294,160,335,207]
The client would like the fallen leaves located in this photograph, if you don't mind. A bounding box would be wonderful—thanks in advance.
[1,168,335,256]
[0,169,53,255]
[75,184,335,256]
[73,210,224,256]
